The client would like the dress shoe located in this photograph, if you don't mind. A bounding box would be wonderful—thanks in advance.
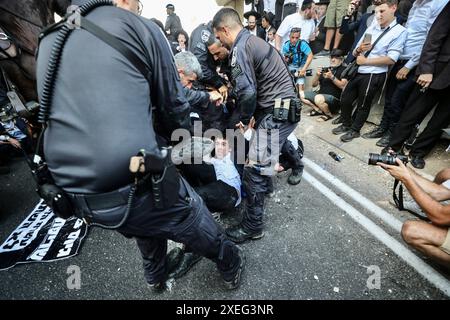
[362,126,386,139]
[287,168,303,185]
[410,155,425,169]
[332,125,351,135]
[168,251,203,279]
[222,247,245,290]
[376,132,391,147]
[225,225,264,243]
[340,130,360,142]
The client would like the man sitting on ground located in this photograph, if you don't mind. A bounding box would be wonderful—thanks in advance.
[379,161,450,268]
[301,49,347,121]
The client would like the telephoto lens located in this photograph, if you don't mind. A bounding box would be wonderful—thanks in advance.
[368,153,408,166]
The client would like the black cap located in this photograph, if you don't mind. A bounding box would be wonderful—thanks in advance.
[166,4,175,10]
[243,10,261,20]
[301,0,314,6]
[330,48,344,57]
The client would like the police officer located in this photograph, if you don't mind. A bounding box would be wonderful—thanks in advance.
[189,21,229,100]
[212,8,302,243]
[36,0,244,291]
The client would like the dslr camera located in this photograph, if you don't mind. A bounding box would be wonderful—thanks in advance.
[284,52,294,64]
[368,153,408,166]
[321,66,332,73]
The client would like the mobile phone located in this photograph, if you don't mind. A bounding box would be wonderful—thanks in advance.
[363,33,372,44]
[305,69,313,76]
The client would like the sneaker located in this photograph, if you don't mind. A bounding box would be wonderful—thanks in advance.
[223,247,245,290]
[315,49,330,57]
[287,168,303,185]
[225,224,265,243]
[362,126,386,139]
[332,125,351,135]
[340,129,360,142]
[168,252,203,279]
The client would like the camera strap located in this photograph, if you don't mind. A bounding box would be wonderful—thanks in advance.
[393,179,430,221]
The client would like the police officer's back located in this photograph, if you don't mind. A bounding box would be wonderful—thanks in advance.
[36,0,244,291]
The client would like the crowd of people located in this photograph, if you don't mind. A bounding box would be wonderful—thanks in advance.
[0,0,449,291]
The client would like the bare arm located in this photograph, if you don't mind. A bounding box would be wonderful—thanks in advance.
[379,160,450,226]
[275,34,283,51]
[409,169,450,202]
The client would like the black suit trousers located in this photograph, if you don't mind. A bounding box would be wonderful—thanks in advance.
[389,85,450,158]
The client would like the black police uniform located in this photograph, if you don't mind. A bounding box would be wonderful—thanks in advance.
[36,1,242,288]
[226,28,301,241]
[189,22,227,90]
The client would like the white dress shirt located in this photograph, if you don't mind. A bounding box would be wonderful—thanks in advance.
[355,18,407,74]
[400,0,450,70]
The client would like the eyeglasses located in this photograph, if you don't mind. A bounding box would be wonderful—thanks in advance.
[290,27,301,33]
[137,0,143,15]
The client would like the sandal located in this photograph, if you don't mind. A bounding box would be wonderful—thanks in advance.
[317,114,333,122]
[309,109,323,116]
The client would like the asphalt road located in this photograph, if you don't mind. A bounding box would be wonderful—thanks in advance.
[0,128,449,300]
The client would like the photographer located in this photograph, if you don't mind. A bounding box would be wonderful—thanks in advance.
[302,49,347,121]
[379,160,450,267]
[281,27,314,92]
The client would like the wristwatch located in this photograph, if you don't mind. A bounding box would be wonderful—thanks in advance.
[332,75,336,81]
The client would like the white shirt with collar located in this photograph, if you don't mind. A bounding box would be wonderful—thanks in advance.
[355,18,407,74]
[400,0,450,70]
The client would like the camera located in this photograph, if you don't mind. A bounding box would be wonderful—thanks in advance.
[368,153,409,166]
[321,66,332,73]
[284,52,294,64]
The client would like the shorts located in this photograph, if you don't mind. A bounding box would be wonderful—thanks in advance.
[288,65,305,85]
[324,0,351,28]
[440,228,450,255]
[303,91,340,113]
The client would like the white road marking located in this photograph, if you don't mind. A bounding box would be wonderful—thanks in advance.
[303,157,403,232]
[303,171,450,297]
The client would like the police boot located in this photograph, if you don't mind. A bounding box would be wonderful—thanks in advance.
[168,251,203,279]
[287,168,303,185]
[222,247,246,290]
[225,193,265,243]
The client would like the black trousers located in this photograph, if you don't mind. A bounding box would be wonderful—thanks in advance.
[389,85,450,158]
[282,2,297,20]
[274,0,285,29]
[69,178,240,285]
[379,60,417,131]
[340,72,387,132]
[179,162,238,213]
